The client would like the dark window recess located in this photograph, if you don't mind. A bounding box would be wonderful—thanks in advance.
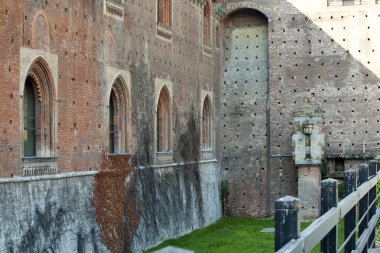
[335,158,345,171]
[109,93,115,154]
[24,77,36,157]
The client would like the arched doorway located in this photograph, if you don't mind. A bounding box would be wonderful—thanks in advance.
[221,9,270,216]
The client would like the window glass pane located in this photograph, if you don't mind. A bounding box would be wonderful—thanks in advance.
[109,94,115,154]
[24,77,36,157]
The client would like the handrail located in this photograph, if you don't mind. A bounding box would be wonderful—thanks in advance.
[276,161,379,253]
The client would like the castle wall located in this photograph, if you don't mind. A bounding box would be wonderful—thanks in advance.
[221,0,380,215]
[221,9,269,216]
[0,0,221,175]
[0,0,222,251]
[0,161,221,253]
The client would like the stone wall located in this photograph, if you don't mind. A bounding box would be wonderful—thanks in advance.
[221,9,269,216]
[0,172,108,253]
[130,161,221,252]
[0,161,221,253]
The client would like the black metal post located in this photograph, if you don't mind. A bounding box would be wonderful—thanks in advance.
[275,196,300,251]
[368,161,377,248]
[321,178,338,253]
[359,164,369,253]
[344,170,357,253]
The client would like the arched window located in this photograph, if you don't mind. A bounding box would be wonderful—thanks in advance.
[202,96,212,150]
[157,0,172,27]
[23,59,55,157]
[109,77,130,154]
[203,1,211,44]
[157,86,171,152]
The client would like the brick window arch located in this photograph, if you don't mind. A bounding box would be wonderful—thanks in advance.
[23,58,55,157]
[203,0,211,44]
[202,95,212,150]
[109,76,130,154]
[157,86,171,152]
[157,0,172,27]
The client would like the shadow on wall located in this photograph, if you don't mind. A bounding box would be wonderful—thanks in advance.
[220,1,380,216]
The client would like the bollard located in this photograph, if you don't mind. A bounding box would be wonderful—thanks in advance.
[275,196,300,251]
[368,161,377,248]
[321,178,338,253]
[359,164,369,253]
[344,170,357,253]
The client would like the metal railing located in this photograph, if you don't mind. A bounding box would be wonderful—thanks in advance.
[275,160,380,252]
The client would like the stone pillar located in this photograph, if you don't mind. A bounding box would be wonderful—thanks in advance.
[292,110,325,219]
[298,166,321,219]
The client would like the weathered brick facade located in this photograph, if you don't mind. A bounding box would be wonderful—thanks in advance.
[0,1,223,251]
[1,0,380,251]
[0,0,222,176]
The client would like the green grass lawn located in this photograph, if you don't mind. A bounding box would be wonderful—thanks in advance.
[146,217,345,253]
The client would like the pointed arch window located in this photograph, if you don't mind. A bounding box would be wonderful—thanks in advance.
[109,77,130,154]
[157,86,171,152]
[23,59,55,158]
[202,96,212,150]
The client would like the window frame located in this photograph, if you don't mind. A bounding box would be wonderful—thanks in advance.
[203,0,212,45]
[156,0,174,41]
[202,95,212,151]
[156,86,172,153]
[157,0,172,28]
[200,90,214,160]
[104,0,125,21]
[22,58,56,158]
[154,79,174,164]
[108,76,130,155]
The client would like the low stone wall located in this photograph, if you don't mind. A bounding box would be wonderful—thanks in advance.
[0,172,109,253]
[0,160,221,253]
[130,160,222,252]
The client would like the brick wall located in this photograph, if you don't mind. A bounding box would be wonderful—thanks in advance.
[221,0,380,216]
[0,0,221,177]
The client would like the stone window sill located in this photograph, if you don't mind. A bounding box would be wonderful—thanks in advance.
[22,156,58,176]
[157,23,173,41]
[203,42,212,57]
[202,150,214,160]
[156,151,173,165]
